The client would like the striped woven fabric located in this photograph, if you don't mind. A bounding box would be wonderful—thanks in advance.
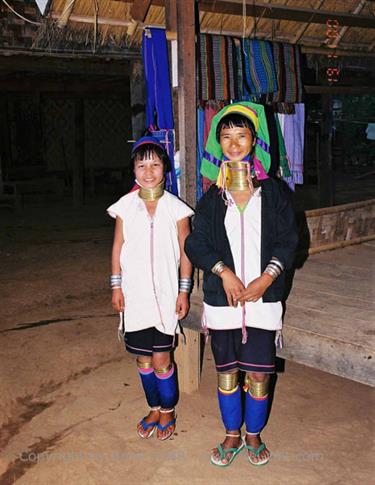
[234,38,244,100]
[243,39,278,96]
[198,34,211,100]
[198,34,238,101]
[294,45,303,102]
[212,35,228,100]
[272,42,284,103]
[273,43,303,103]
[226,36,237,100]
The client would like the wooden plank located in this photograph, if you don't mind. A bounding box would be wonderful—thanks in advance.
[174,328,201,393]
[301,46,375,58]
[309,235,375,254]
[165,0,177,33]
[130,0,153,22]
[0,54,133,76]
[288,289,374,321]
[0,79,131,94]
[52,12,132,27]
[291,272,373,301]
[176,0,196,206]
[197,0,375,29]
[278,325,374,387]
[312,243,375,268]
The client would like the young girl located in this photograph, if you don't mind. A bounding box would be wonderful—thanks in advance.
[107,136,194,441]
[185,103,298,466]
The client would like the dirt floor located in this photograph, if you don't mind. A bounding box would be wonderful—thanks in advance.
[0,199,374,485]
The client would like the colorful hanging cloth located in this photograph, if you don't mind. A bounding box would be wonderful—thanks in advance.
[272,42,303,103]
[242,39,278,97]
[198,34,237,101]
[278,103,305,190]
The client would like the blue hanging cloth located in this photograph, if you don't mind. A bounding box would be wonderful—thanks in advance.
[142,28,178,195]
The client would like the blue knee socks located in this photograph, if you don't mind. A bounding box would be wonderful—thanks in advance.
[244,392,269,434]
[155,364,178,409]
[138,367,160,408]
[217,386,242,430]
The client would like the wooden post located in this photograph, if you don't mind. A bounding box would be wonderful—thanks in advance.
[130,60,146,139]
[318,94,335,207]
[174,328,201,394]
[73,98,85,207]
[0,95,11,190]
[176,0,197,206]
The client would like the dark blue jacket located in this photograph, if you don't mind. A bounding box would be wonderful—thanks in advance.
[185,178,298,305]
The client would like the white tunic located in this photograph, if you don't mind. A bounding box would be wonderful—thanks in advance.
[107,190,194,335]
[204,189,283,331]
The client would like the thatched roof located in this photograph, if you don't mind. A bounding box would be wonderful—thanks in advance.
[37,0,375,56]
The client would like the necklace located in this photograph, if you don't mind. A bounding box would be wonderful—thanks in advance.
[226,162,253,192]
[138,179,164,201]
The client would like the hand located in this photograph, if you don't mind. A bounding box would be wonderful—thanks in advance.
[112,288,125,313]
[221,268,246,307]
[176,292,189,319]
[237,274,273,304]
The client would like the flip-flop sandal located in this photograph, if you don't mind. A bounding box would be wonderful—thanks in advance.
[210,434,244,467]
[137,418,158,439]
[156,408,176,441]
[243,437,270,466]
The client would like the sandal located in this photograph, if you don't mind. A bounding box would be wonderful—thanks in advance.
[137,418,158,439]
[137,407,160,439]
[243,435,271,466]
[210,434,244,467]
[156,408,176,441]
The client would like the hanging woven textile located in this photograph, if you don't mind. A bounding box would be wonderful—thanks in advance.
[272,43,303,103]
[242,39,278,97]
[198,34,238,101]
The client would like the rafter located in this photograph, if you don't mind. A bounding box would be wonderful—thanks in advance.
[293,0,324,44]
[130,0,153,22]
[118,1,375,30]
[57,0,76,29]
[324,0,368,48]
[128,0,153,37]
[181,0,375,29]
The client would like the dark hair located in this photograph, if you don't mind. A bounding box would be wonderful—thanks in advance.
[131,143,171,173]
[216,113,257,142]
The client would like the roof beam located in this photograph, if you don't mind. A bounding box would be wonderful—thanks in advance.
[293,0,324,44]
[128,0,153,37]
[324,0,368,48]
[57,0,77,29]
[51,13,132,27]
[197,0,375,29]
[130,0,153,22]
[301,45,375,58]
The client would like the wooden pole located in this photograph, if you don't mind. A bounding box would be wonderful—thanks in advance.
[0,94,12,188]
[176,0,196,206]
[318,95,335,208]
[73,98,85,207]
[130,60,146,139]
